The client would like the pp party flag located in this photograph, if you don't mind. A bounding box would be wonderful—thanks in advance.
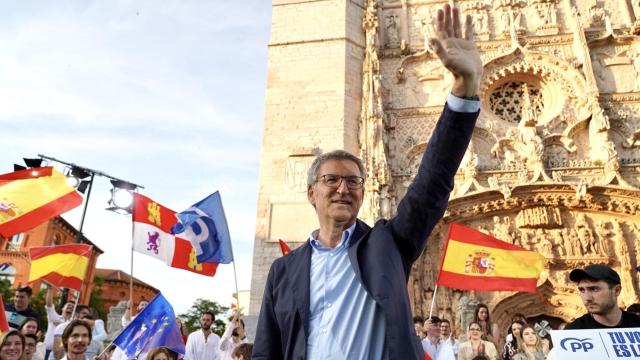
[437,223,544,293]
[28,244,92,291]
[0,167,82,238]
[279,239,292,256]
[171,191,233,264]
[132,193,217,277]
[0,297,9,333]
[113,292,185,359]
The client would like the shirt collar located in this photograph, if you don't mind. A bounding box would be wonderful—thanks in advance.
[309,222,356,250]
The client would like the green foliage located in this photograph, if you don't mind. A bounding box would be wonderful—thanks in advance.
[0,278,14,300]
[30,289,47,331]
[178,298,228,337]
[89,276,107,321]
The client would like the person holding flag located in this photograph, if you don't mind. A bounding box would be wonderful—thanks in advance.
[253,3,483,359]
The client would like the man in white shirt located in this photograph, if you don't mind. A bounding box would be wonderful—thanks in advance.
[422,316,455,360]
[219,314,248,360]
[440,319,460,359]
[44,288,74,360]
[185,311,220,360]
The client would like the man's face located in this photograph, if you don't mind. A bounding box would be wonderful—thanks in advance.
[137,301,149,312]
[74,308,90,320]
[13,291,29,310]
[307,159,364,227]
[577,279,620,316]
[24,337,36,358]
[232,321,245,338]
[200,314,213,330]
[440,322,451,338]
[66,325,89,356]
[424,320,441,337]
[63,302,74,316]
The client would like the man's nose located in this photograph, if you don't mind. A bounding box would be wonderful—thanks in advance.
[336,178,349,193]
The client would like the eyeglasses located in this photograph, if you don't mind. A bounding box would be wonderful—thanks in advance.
[316,174,364,189]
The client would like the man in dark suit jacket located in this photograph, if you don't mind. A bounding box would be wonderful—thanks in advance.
[253,4,482,359]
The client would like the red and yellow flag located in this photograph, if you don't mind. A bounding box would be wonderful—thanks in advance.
[28,244,92,291]
[0,167,82,238]
[279,239,292,256]
[436,223,544,293]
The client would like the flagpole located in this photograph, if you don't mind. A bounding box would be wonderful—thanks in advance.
[428,284,438,319]
[129,194,136,321]
[217,194,240,309]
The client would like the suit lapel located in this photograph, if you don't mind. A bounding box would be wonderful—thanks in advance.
[348,220,369,286]
[289,241,312,337]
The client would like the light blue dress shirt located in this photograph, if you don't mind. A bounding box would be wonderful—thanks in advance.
[307,222,387,359]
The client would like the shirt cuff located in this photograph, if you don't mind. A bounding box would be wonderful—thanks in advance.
[446,93,480,113]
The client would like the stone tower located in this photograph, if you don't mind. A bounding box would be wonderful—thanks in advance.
[249,0,366,317]
[251,0,640,343]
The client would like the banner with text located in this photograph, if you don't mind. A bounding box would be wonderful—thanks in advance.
[550,328,640,359]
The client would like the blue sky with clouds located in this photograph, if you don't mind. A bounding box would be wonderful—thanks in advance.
[0,1,272,314]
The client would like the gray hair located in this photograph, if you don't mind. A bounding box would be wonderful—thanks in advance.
[306,150,366,186]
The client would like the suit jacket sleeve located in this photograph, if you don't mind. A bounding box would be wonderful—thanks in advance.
[389,103,478,264]
[252,263,284,359]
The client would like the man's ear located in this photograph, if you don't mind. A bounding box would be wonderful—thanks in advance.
[614,284,622,296]
[307,185,316,208]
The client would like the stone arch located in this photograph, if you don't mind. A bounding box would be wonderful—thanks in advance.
[479,49,590,127]
[489,280,584,335]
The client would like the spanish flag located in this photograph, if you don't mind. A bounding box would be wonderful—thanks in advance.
[436,223,544,293]
[0,167,82,238]
[28,244,92,291]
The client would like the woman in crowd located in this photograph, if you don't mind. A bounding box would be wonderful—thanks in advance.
[513,324,547,360]
[502,320,524,360]
[145,347,173,360]
[0,330,24,360]
[175,318,188,344]
[18,318,44,360]
[474,304,500,344]
[458,322,498,360]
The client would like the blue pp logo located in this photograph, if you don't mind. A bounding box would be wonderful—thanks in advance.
[560,338,594,352]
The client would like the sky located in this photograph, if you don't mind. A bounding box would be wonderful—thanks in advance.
[0,1,272,315]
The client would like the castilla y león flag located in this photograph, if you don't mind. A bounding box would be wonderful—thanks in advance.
[28,244,92,291]
[436,223,544,293]
[0,167,82,238]
[132,193,217,277]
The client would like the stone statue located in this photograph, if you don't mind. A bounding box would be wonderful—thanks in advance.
[493,216,514,243]
[595,221,612,257]
[575,213,596,255]
[568,228,583,256]
[107,300,128,339]
[538,230,554,257]
[456,296,479,341]
[385,13,401,48]
[560,228,573,256]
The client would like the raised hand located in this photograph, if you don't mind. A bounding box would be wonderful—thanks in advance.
[429,4,483,98]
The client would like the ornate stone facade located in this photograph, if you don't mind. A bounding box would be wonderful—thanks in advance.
[251,0,640,340]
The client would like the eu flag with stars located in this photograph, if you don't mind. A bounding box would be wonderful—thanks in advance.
[112,292,185,359]
[171,191,233,264]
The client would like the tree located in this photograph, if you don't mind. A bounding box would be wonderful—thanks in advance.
[179,298,228,336]
[89,276,107,321]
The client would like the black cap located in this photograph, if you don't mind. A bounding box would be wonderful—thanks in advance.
[569,264,621,285]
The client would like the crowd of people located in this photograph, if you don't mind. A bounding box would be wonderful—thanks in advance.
[412,264,640,360]
[0,285,253,360]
